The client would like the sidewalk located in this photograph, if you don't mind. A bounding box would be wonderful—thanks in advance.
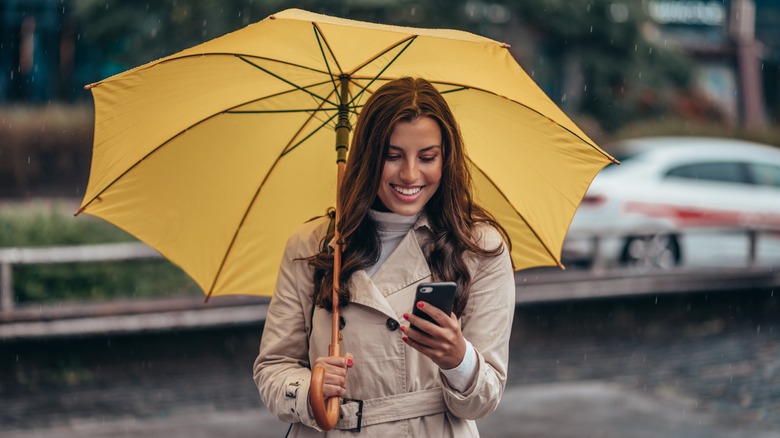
[5,382,779,438]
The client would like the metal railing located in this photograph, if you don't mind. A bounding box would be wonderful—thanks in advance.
[566,225,780,272]
[0,242,161,312]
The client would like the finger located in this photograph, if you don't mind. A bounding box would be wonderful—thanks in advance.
[343,352,354,368]
[323,382,347,398]
[400,324,438,351]
[403,311,444,339]
[414,301,455,329]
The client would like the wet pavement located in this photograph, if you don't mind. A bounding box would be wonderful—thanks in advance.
[2,289,779,437]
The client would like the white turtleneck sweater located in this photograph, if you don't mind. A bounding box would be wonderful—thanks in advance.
[366,209,478,392]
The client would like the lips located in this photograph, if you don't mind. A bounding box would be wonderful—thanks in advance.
[391,184,422,196]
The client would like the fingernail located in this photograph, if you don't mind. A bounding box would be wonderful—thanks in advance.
[399,325,405,332]
[346,359,353,367]
[402,336,408,342]
[402,313,409,320]
[417,302,424,309]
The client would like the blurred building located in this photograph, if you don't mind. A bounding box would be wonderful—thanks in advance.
[644,0,780,128]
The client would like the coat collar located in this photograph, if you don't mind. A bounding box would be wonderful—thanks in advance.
[346,213,433,318]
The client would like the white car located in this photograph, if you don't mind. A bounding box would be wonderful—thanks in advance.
[563,136,780,269]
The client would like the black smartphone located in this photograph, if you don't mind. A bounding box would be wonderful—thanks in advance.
[410,281,457,334]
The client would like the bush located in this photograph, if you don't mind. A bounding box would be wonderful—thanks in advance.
[0,201,199,303]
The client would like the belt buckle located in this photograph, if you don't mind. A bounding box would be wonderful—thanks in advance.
[341,397,363,432]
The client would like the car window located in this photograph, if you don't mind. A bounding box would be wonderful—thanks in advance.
[664,162,749,184]
[749,163,780,188]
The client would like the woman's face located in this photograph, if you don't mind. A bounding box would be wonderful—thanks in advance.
[376,116,443,216]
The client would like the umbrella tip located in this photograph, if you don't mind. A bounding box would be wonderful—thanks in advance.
[500,42,511,49]
[269,14,276,20]
[84,83,98,90]
[611,158,621,165]
[558,262,566,271]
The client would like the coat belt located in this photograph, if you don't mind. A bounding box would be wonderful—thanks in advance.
[335,387,447,431]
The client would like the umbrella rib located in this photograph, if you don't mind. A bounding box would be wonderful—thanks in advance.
[280,87,339,156]
[87,53,333,89]
[77,79,338,214]
[346,36,417,106]
[468,159,562,267]
[312,23,344,102]
[389,78,609,157]
[206,107,340,299]
[238,56,339,108]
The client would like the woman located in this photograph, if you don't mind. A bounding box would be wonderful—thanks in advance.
[254,77,516,436]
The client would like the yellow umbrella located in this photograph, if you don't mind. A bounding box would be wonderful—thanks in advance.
[78,8,615,429]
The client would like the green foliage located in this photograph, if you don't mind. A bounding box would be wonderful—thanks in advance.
[0,203,199,303]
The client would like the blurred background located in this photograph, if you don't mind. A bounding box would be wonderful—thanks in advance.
[1,1,779,437]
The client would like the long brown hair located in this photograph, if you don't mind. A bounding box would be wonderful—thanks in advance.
[308,77,510,315]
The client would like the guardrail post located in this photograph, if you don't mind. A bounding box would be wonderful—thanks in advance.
[747,228,757,267]
[590,234,606,273]
[1,262,13,312]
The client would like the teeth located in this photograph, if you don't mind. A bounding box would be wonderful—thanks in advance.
[392,185,421,196]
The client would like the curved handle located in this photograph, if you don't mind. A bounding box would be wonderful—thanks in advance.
[310,364,340,430]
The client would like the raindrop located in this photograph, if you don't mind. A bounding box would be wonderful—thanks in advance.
[561,93,567,102]
[634,44,638,52]
[587,3,591,12]
[27,156,30,164]
[655,296,658,304]
[590,26,593,33]
[16,354,19,362]
[757,325,761,334]
[583,84,587,92]
[638,72,642,79]
[649,47,653,54]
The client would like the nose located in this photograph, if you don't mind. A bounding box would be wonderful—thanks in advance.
[399,158,419,183]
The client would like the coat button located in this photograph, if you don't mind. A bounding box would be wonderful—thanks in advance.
[386,318,399,331]
[339,316,346,330]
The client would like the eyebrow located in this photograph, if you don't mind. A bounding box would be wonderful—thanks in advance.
[387,145,442,152]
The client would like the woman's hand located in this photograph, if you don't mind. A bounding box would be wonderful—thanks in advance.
[311,353,354,398]
[401,302,466,369]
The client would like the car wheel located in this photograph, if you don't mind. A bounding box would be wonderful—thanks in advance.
[620,234,681,268]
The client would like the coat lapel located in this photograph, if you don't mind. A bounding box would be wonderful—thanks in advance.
[348,222,432,318]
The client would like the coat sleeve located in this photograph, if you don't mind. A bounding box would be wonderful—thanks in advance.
[253,226,323,431]
[440,225,516,420]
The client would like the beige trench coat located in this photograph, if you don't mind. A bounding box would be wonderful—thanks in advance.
[254,214,515,437]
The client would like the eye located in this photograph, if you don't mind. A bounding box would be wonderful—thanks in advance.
[419,154,438,163]
[385,153,402,161]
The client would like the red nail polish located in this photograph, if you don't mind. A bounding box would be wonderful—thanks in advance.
[402,313,409,320]
[347,358,353,367]
[399,325,405,332]
[417,302,424,309]
[402,336,408,342]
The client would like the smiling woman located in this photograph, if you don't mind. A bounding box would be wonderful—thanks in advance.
[253,77,517,436]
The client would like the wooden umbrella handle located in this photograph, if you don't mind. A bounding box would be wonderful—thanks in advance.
[311,77,350,431]
[309,343,341,430]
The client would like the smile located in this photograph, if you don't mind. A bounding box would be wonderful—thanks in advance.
[391,184,422,196]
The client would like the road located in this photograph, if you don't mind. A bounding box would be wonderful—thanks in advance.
[2,289,779,437]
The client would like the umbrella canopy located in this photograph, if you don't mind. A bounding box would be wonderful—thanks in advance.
[79,8,615,299]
